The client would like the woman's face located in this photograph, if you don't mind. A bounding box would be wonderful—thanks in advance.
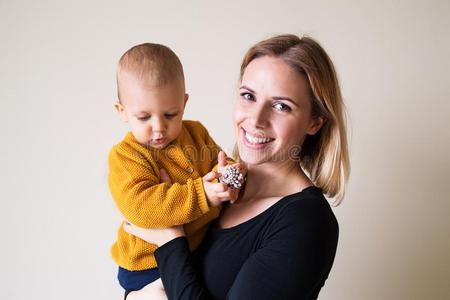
[233,56,323,166]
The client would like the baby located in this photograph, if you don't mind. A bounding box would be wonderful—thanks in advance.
[108,43,244,297]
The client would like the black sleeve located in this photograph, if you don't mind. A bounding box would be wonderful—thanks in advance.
[155,237,213,300]
[155,200,338,300]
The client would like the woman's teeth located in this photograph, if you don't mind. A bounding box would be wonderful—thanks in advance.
[245,131,274,144]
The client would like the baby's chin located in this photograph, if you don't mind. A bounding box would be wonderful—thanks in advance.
[149,143,167,149]
[137,139,166,150]
[148,138,175,150]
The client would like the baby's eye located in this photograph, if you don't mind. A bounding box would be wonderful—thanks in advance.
[273,103,292,112]
[137,116,150,121]
[165,113,178,119]
[241,92,255,101]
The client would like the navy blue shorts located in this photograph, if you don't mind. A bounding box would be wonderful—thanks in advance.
[118,266,160,295]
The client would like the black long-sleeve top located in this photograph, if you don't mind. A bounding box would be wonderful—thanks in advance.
[155,186,339,300]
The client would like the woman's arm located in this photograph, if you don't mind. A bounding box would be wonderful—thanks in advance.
[155,237,213,299]
[122,224,213,299]
[129,199,338,299]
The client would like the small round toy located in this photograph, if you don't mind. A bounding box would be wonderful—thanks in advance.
[219,166,245,189]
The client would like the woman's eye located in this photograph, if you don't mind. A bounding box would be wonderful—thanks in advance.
[273,103,292,112]
[241,92,255,101]
[165,113,178,119]
[137,116,150,121]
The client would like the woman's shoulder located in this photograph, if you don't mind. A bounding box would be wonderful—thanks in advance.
[271,186,339,234]
[279,186,334,211]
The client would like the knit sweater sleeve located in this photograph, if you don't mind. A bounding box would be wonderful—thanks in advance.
[154,198,339,299]
[108,143,210,229]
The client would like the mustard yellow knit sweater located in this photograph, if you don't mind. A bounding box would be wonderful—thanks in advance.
[109,120,223,271]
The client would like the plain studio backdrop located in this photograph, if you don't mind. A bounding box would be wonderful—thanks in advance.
[1,1,449,299]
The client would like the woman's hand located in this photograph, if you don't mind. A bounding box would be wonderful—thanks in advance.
[127,279,167,300]
[123,221,185,247]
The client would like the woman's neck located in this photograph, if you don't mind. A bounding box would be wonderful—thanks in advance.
[241,160,312,202]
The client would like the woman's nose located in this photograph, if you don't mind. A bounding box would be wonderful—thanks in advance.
[249,103,269,128]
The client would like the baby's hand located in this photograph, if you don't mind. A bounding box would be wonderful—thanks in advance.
[202,171,234,207]
[216,151,247,204]
[216,151,228,175]
[222,162,246,203]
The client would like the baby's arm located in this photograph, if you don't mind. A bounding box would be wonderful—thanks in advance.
[109,144,210,229]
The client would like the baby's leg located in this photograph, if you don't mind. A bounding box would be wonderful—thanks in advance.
[127,279,167,300]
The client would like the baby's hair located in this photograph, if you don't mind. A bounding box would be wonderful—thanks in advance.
[116,43,184,102]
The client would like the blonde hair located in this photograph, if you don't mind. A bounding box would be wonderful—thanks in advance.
[116,43,184,102]
[236,34,350,204]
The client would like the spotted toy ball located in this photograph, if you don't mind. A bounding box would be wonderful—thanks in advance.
[219,166,245,189]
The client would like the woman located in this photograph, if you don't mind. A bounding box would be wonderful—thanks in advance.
[124,34,350,299]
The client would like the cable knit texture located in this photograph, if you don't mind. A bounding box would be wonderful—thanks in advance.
[109,120,223,271]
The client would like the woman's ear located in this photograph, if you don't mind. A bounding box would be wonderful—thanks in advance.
[114,101,128,122]
[306,116,325,135]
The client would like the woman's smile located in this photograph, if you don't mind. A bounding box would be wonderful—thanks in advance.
[242,128,274,148]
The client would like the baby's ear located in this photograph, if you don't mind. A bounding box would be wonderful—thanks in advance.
[184,93,189,106]
[114,101,128,122]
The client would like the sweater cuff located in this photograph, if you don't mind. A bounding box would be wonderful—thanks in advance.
[193,177,210,214]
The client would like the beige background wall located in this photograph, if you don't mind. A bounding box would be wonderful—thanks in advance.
[1,1,449,299]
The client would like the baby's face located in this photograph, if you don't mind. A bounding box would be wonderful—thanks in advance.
[116,78,188,149]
